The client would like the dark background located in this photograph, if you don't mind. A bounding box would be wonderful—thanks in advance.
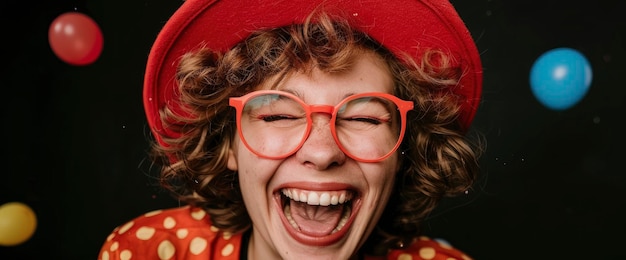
[1,0,624,259]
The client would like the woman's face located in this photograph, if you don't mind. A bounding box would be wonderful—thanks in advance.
[227,51,400,259]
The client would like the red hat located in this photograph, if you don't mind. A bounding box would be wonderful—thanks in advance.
[144,0,482,146]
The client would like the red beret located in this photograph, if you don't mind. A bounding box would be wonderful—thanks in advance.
[143,0,483,146]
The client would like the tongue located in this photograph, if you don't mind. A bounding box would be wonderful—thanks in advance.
[290,200,345,236]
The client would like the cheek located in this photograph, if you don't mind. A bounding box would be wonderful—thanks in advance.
[378,170,397,198]
[367,158,399,197]
[235,152,283,220]
[234,143,278,191]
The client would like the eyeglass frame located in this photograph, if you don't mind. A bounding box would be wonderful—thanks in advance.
[228,90,414,163]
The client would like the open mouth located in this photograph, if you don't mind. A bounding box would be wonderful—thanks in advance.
[277,188,358,246]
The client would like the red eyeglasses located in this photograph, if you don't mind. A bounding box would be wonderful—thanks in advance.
[229,90,414,162]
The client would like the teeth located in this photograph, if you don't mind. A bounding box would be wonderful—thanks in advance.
[284,204,300,231]
[319,193,330,206]
[281,188,352,206]
[330,194,338,205]
[332,205,351,233]
[307,192,319,205]
[299,191,306,202]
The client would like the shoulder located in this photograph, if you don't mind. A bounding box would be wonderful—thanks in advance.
[98,206,243,260]
[366,236,473,260]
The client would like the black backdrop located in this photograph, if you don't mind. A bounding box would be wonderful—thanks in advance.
[2,0,625,259]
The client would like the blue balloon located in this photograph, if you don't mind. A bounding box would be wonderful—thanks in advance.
[529,48,593,110]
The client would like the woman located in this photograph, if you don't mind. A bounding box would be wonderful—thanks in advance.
[99,0,483,259]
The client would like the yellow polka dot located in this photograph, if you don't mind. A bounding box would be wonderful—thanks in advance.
[419,247,436,259]
[101,251,109,260]
[176,229,189,239]
[418,236,429,241]
[118,221,135,234]
[210,225,219,232]
[191,209,206,220]
[223,232,232,240]
[106,233,116,242]
[446,258,457,260]
[189,237,208,255]
[163,216,176,229]
[136,226,156,240]
[221,243,234,257]
[109,241,119,251]
[397,253,413,260]
[145,209,163,217]
[461,254,473,260]
[120,250,132,260]
[158,240,175,260]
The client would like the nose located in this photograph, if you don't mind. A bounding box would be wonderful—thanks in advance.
[295,113,346,170]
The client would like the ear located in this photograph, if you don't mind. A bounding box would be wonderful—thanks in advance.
[226,147,238,171]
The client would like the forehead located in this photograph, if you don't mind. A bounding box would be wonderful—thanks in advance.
[259,51,395,103]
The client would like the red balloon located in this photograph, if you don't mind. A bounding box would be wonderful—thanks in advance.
[48,12,103,66]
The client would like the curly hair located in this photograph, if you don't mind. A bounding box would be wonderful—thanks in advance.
[150,11,481,255]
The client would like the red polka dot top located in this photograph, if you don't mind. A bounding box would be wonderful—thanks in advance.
[98,206,473,260]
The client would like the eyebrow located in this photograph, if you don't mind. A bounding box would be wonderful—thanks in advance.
[279,88,356,104]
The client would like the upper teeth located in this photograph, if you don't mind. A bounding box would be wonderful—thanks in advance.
[281,188,352,206]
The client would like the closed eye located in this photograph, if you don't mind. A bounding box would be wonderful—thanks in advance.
[259,114,299,122]
[341,117,389,125]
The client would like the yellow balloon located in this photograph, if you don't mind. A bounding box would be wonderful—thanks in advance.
[0,202,37,246]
